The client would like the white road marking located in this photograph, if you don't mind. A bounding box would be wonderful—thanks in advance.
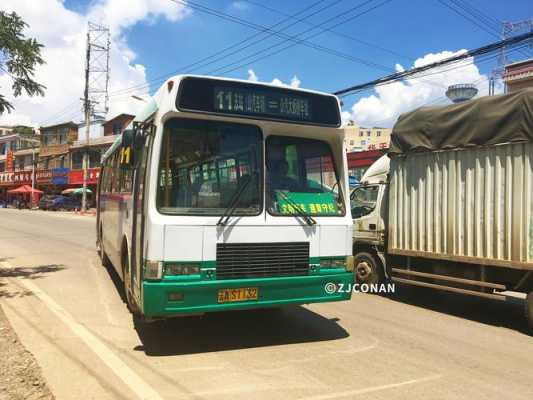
[6,267,164,400]
[302,374,442,400]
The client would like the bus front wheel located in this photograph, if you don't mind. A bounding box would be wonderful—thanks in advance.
[122,249,139,316]
[98,226,112,269]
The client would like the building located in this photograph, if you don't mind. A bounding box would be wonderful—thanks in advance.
[0,114,129,203]
[39,122,79,170]
[347,149,387,182]
[344,120,392,152]
[0,128,40,199]
[77,117,105,140]
[503,58,533,93]
[0,128,39,172]
[103,113,134,136]
[0,125,13,136]
[68,134,118,191]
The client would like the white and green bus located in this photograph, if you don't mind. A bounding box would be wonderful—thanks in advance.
[97,75,354,320]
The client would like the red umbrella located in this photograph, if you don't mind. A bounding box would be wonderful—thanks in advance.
[7,185,43,194]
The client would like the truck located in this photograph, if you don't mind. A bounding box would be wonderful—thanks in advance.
[351,89,533,329]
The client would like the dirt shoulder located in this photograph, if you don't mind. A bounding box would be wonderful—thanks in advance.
[0,303,54,400]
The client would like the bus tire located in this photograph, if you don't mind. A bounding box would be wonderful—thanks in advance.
[354,252,383,286]
[526,291,533,332]
[122,245,139,316]
[98,225,112,269]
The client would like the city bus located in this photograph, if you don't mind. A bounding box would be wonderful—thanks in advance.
[96,75,354,321]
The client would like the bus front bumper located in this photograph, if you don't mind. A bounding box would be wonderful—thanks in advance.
[142,272,353,317]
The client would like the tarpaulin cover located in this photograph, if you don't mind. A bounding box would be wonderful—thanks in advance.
[389,88,533,155]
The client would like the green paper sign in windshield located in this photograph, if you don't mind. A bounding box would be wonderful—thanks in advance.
[276,192,338,215]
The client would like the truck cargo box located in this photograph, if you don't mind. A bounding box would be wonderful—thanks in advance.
[388,89,533,270]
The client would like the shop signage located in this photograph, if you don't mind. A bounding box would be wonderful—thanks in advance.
[0,170,52,186]
[36,170,52,184]
[52,168,70,185]
[68,168,100,185]
[13,170,32,184]
[6,150,14,172]
[0,172,14,186]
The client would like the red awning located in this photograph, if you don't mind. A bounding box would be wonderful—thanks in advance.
[7,185,44,194]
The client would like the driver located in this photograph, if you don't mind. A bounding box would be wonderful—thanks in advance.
[268,159,298,191]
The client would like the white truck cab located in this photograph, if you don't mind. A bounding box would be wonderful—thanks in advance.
[350,155,389,284]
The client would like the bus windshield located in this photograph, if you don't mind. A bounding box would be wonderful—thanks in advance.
[266,136,345,216]
[157,118,262,215]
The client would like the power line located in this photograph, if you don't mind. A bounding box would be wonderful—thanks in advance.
[438,0,499,38]
[340,43,528,128]
[108,0,335,98]
[333,31,533,97]
[213,0,395,76]
[110,0,395,100]
[438,0,533,59]
[187,0,373,74]
[240,0,412,61]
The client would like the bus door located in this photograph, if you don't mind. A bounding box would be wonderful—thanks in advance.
[131,124,153,302]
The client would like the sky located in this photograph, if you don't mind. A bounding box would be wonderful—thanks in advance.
[0,0,532,129]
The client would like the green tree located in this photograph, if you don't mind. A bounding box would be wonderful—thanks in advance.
[0,11,45,114]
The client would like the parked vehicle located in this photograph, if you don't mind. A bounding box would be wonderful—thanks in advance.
[46,195,81,211]
[352,89,533,330]
[38,195,61,210]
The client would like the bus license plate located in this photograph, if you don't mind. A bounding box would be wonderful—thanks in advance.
[218,287,258,303]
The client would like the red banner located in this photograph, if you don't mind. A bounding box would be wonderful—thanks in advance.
[6,151,14,172]
[68,168,100,185]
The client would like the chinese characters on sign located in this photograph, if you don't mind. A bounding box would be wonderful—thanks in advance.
[68,168,100,185]
[6,151,14,172]
[214,87,312,121]
[280,202,337,215]
[0,170,52,186]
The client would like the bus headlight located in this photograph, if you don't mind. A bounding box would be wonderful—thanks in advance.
[144,260,163,280]
[165,263,201,276]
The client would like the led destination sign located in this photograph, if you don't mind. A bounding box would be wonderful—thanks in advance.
[214,86,312,121]
[177,77,341,127]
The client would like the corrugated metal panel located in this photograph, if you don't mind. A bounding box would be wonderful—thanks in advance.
[388,142,533,269]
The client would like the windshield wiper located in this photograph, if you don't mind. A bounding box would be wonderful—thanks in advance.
[276,190,317,226]
[217,175,253,226]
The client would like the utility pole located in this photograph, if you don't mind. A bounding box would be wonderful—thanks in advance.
[81,22,110,212]
[490,18,533,95]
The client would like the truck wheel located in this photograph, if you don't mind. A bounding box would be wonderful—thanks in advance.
[526,291,533,332]
[354,252,383,285]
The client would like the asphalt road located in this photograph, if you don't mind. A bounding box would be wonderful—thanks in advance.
[1,209,532,400]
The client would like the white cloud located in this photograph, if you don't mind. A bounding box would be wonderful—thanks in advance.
[247,69,302,88]
[0,0,190,128]
[343,50,498,128]
[247,69,258,82]
[289,76,301,88]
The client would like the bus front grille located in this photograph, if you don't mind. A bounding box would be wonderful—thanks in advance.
[216,242,310,280]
